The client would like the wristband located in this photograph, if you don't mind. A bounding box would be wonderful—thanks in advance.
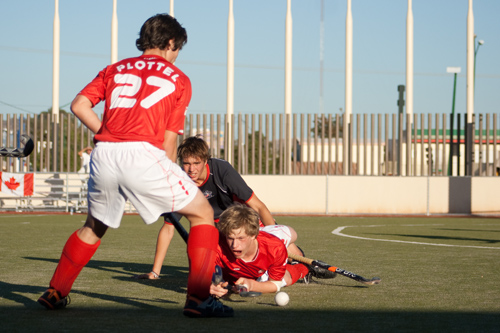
[270,280,282,292]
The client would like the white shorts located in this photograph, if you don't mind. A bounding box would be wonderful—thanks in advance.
[256,224,293,288]
[259,225,293,248]
[88,141,198,228]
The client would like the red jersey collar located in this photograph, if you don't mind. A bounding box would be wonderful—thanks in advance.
[139,54,173,64]
[198,162,210,187]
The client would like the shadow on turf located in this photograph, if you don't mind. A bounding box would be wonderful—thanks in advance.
[437,227,500,234]
[0,280,177,310]
[1,295,499,333]
[2,273,497,332]
[368,233,500,244]
[0,281,48,308]
[20,257,366,310]
[24,256,189,295]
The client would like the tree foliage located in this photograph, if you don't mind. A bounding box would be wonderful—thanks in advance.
[233,130,277,174]
[29,109,93,172]
[310,116,344,137]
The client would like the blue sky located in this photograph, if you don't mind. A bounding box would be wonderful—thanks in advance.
[0,0,498,118]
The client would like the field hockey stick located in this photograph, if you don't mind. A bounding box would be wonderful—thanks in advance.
[163,212,189,242]
[288,252,381,285]
[0,135,34,158]
[228,283,262,297]
[213,264,261,297]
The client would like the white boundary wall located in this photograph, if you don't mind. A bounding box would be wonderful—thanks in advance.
[243,175,500,216]
[0,173,498,215]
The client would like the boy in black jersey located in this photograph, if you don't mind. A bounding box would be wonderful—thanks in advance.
[137,135,304,280]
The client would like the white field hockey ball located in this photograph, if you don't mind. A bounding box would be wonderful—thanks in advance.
[274,291,289,306]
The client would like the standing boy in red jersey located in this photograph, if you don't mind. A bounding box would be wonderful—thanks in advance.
[37,14,232,318]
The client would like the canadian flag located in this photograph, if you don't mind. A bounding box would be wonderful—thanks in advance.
[0,172,34,196]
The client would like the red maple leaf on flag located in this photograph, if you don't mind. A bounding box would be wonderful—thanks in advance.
[5,177,20,190]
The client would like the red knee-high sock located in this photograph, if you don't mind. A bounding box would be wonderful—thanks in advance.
[286,263,309,285]
[49,230,100,297]
[186,224,218,299]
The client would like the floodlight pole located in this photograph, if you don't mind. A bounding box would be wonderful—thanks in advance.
[111,0,118,64]
[344,0,353,175]
[319,0,324,114]
[226,0,235,164]
[406,0,414,121]
[285,0,293,174]
[52,0,60,124]
[465,0,474,176]
[52,0,60,172]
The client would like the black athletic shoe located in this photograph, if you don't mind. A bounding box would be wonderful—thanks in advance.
[183,295,234,318]
[38,288,70,310]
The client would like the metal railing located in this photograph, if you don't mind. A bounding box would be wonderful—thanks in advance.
[1,112,499,177]
[0,172,137,213]
[181,112,500,176]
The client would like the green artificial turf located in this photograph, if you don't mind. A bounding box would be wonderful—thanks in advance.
[0,214,499,332]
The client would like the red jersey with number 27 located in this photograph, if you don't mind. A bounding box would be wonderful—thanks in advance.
[216,231,288,284]
[78,54,191,150]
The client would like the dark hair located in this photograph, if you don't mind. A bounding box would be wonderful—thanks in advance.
[217,204,260,238]
[136,14,187,52]
[177,135,210,162]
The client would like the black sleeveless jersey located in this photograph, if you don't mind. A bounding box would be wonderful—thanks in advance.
[199,158,254,220]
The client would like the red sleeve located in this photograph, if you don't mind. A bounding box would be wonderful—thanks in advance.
[165,75,191,135]
[78,67,108,107]
[266,238,288,281]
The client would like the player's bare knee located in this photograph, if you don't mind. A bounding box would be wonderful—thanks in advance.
[283,271,293,286]
[287,226,298,243]
[80,215,108,242]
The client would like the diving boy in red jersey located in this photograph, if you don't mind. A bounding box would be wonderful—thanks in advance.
[210,204,311,296]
